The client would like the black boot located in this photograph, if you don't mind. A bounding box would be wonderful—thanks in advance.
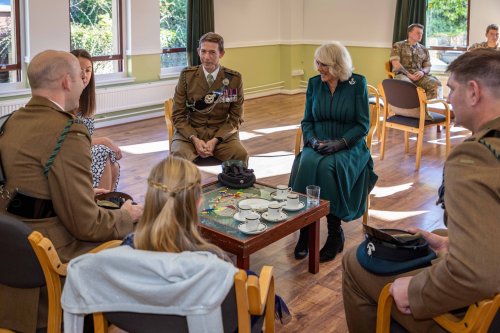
[319,215,345,263]
[294,228,309,259]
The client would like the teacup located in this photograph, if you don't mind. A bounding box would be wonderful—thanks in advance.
[286,193,300,208]
[267,202,282,219]
[245,212,260,232]
[238,204,252,219]
[276,185,292,198]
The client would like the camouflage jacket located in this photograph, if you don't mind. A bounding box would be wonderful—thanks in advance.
[390,40,431,74]
[467,41,500,51]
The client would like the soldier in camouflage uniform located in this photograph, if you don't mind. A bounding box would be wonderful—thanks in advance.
[390,23,441,99]
[171,32,248,164]
[468,24,499,51]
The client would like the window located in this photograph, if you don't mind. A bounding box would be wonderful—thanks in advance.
[0,0,21,83]
[69,0,123,74]
[160,0,187,73]
[426,0,470,70]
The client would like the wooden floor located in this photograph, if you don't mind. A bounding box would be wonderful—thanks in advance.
[96,94,468,333]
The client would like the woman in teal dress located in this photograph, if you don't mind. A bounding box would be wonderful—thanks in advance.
[289,42,378,262]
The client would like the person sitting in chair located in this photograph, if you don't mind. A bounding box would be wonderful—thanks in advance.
[468,24,499,51]
[171,32,249,165]
[390,23,442,99]
[342,49,500,332]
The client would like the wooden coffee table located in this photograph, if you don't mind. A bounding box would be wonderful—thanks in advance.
[198,181,329,274]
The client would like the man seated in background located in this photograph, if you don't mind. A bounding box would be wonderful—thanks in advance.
[468,24,499,51]
[390,23,442,99]
[342,49,500,332]
[0,50,143,333]
[171,32,249,165]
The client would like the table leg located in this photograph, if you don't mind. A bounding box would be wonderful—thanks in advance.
[308,220,320,274]
[237,255,250,270]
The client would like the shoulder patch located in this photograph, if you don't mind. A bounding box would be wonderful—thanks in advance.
[183,65,199,72]
[223,68,241,77]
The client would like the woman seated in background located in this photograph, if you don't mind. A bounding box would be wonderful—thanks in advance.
[70,49,122,191]
[468,24,499,51]
[289,42,378,263]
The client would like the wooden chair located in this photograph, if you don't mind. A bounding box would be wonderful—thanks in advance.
[376,283,500,333]
[378,79,451,171]
[164,98,222,166]
[0,214,120,333]
[294,84,379,225]
[164,98,174,152]
[385,61,395,79]
[92,266,275,333]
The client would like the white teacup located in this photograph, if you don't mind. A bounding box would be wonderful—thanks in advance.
[286,193,300,208]
[245,213,260,231]
[267,202,282,219]
[276,185,292,198]
[238,204,252,219]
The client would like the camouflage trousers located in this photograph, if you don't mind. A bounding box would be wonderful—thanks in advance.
[395,74,442,99]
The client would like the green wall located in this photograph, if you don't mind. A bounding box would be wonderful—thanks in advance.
[127,54,161,83]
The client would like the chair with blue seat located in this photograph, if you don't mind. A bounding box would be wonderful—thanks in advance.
[378,79,451,170]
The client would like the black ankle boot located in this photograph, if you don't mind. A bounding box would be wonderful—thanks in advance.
[319,215,345,263]
[294,228,309,260]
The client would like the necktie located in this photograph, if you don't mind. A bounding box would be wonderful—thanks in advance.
[207,73,214,87]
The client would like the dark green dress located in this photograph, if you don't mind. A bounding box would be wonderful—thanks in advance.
[289,74,378,221]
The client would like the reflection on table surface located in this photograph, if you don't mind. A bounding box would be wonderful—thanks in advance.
[200,182,308,240]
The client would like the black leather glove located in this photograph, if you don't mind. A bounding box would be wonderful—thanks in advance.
[307,137,321,150]
[317,139,348,155]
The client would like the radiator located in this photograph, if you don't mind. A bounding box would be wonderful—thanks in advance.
[0,80,177,121]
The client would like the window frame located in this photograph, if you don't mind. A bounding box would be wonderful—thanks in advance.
[0,0,22,82]
[426,0,471,52]
[69,0,124,75]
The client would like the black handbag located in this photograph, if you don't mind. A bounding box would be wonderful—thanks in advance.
[95,192,133,209]
[356,225,437,276]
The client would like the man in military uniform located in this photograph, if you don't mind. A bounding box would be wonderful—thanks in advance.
[342,49,500,332]
[0,50,143,332]
[390,23,442,99]
[171,32,248,164]
[468,24,499,51]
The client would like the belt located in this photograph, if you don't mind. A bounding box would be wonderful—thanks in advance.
[7,190,56,219]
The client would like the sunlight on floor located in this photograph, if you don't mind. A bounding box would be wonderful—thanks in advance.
[198,151,296,179]
[369,209,428,221]
[253,124,300,134]
[239,131,263,141]
[427,134,467,145]
[371,183,414,197]
[120,140,169,154]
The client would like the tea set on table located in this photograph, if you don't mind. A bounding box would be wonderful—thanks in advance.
[235,185,309,235]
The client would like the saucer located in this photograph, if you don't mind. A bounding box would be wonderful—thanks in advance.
[238,223,267,235]
[233,212,261,223]
[238,198,271,212]
[282,202,305,212]
[261,211,288,222]
[271,194,288,201]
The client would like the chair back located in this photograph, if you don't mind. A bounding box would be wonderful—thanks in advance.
[381,79,420,110]
[164,99,174,151]
[0,214,45,288]
[367,85,380,151]
[103,286,241,333]
[385,61,395,79]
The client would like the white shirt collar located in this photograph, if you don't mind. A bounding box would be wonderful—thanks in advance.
[46,98,65,112]
[202,66,220,82]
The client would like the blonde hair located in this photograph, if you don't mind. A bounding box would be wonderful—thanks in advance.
[314,42,353,81]
[134,156,224,258]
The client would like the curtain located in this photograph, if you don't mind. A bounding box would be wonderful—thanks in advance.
[187,0,215,66]
[392,0,427,45]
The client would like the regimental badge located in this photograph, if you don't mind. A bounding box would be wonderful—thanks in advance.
[349,77,356,85]
[222,78,230,86]
[204,93,216,104]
